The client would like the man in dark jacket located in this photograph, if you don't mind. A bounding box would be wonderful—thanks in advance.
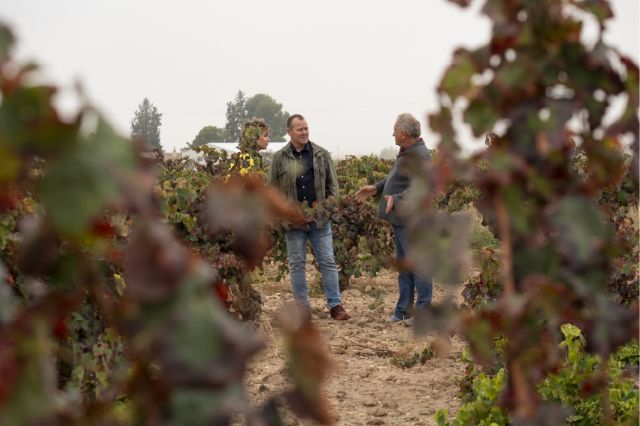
[269,114,350,320]
[355,113,432,322]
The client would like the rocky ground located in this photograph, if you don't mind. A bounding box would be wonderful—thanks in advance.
[243,267,467,425]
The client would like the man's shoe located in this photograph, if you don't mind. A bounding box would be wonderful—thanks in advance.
[302,306,313,322]
[330,304,351,320]
[386,314,403,323]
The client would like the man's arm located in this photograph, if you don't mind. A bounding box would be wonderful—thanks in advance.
[268,152,280,186]
[326,154,339,198]
[355,178,386,202]
[386,152,428,211]
[374,179,387,195]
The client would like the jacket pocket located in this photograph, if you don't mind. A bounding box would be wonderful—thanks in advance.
[312,157,324,199]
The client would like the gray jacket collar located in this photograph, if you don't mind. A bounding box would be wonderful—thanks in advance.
[398,138,425,157]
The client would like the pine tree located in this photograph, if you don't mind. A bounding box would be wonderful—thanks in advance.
[130,98,162,151]
[224,90,247,143]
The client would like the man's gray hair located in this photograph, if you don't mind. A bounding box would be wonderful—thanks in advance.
[395,113,421,138]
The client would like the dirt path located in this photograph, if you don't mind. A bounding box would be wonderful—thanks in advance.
[244,268,466,425]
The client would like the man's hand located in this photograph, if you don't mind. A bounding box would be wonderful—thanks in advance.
[384,195,394,213]
[355,185,376,202]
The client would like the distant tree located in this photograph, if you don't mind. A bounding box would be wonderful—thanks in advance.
[191,126,229,147]
[245,94,289,140]
[130,97,162,151]
[225,90,247,142]
[380,147,399,160]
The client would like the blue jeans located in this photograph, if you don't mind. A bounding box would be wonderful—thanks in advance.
[285,223,341,309]
[393,225,432,319]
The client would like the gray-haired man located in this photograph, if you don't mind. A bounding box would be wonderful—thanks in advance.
[355,113,432,322]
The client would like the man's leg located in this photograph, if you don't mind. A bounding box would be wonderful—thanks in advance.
[394,225,432,312]
[414,271,433,310]
[308,223,341,309]
[393,225,414,319]
[407,274,416,318]
[285,228,309,306]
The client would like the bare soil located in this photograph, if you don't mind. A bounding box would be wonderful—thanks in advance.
[244,266,466,425]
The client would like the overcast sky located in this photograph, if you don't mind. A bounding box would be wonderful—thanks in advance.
[1,1,638,156]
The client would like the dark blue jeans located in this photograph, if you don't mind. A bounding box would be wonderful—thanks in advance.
[393,225,432,319]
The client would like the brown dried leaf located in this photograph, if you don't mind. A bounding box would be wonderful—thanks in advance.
[124,221,194,303]
[205,176,304,268]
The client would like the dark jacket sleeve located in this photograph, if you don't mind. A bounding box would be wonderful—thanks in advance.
[374,179,386,195]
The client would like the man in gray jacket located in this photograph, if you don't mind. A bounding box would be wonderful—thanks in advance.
[269,114,350,320]
[355,113,432,322]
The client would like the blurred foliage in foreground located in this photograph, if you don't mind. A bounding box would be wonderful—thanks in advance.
[1,0,639,423]
[411,0,639,423]
[0,23,336,425]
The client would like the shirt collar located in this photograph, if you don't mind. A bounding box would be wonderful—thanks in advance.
[291,141,311,155]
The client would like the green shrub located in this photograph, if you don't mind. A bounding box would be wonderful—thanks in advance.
[538,324,639,425]
[435,368,509,426]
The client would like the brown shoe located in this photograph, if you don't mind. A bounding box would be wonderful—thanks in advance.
[330,304,351,320]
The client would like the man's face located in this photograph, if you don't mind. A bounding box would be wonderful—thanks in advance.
[393,125,405,147]
[288,118,309,146]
